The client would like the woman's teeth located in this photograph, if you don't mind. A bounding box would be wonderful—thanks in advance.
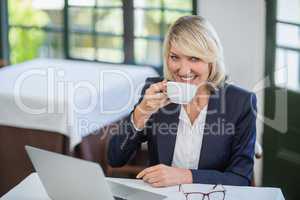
[180,75,197,81]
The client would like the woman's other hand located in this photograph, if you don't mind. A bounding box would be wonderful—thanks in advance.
[136,164,193,187]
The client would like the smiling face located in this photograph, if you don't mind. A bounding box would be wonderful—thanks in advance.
[163,16,226,91]
[167,44,211,87]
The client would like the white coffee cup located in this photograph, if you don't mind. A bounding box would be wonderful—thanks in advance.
[166,81,198,104]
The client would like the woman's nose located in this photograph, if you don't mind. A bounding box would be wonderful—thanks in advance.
[178,61,192,75]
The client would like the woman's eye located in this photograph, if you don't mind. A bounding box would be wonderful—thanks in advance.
[190,57,200,62]
[170,55,178,61]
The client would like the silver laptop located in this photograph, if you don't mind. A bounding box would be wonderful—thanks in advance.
[25,146,166,200]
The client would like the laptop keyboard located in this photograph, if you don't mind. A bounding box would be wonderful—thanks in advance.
[108,180,166,200]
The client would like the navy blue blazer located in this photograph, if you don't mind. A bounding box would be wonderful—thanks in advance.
[108,77,257,186]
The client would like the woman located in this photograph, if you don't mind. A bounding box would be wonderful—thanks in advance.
[108,15,257,187]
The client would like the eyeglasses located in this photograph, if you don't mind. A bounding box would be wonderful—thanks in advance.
[179,184,226,200]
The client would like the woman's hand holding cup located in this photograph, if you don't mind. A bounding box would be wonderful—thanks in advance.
[132,80,171,130]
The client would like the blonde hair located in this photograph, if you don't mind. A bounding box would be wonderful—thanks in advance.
[163,15,226,88]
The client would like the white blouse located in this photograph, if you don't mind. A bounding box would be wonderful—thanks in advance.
[171,105,208,169]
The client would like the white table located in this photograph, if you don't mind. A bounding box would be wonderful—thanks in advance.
[0,58,158,149]
[1,173,285,200]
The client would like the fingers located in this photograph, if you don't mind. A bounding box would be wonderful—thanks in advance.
[145,92,167,101]
[148,80,168,94]
[136,164,162,179]
[142,171,161,183]
[136,164,179,188]
[141,171,167,188]
[137,165,166,186]
[145,98,170,110]
[136,170,145,179]
[137,80,170,116]
[140,91,170,114]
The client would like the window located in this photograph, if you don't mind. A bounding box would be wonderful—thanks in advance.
[274,0,300,90]
[8,0,65,63]
[133,0,194,68]
[68,0,124,62]
[5,0,196,71]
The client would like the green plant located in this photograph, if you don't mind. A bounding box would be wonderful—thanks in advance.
[8,0,49,64]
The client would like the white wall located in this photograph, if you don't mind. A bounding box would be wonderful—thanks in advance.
[198,0,266,185]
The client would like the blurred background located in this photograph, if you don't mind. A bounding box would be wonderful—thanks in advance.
[2,0,196,70]
[0,0,299,199]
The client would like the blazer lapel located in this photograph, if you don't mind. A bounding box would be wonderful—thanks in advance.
[156,103,180,165]
[198,87,224,169]
[155,86,225,168]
